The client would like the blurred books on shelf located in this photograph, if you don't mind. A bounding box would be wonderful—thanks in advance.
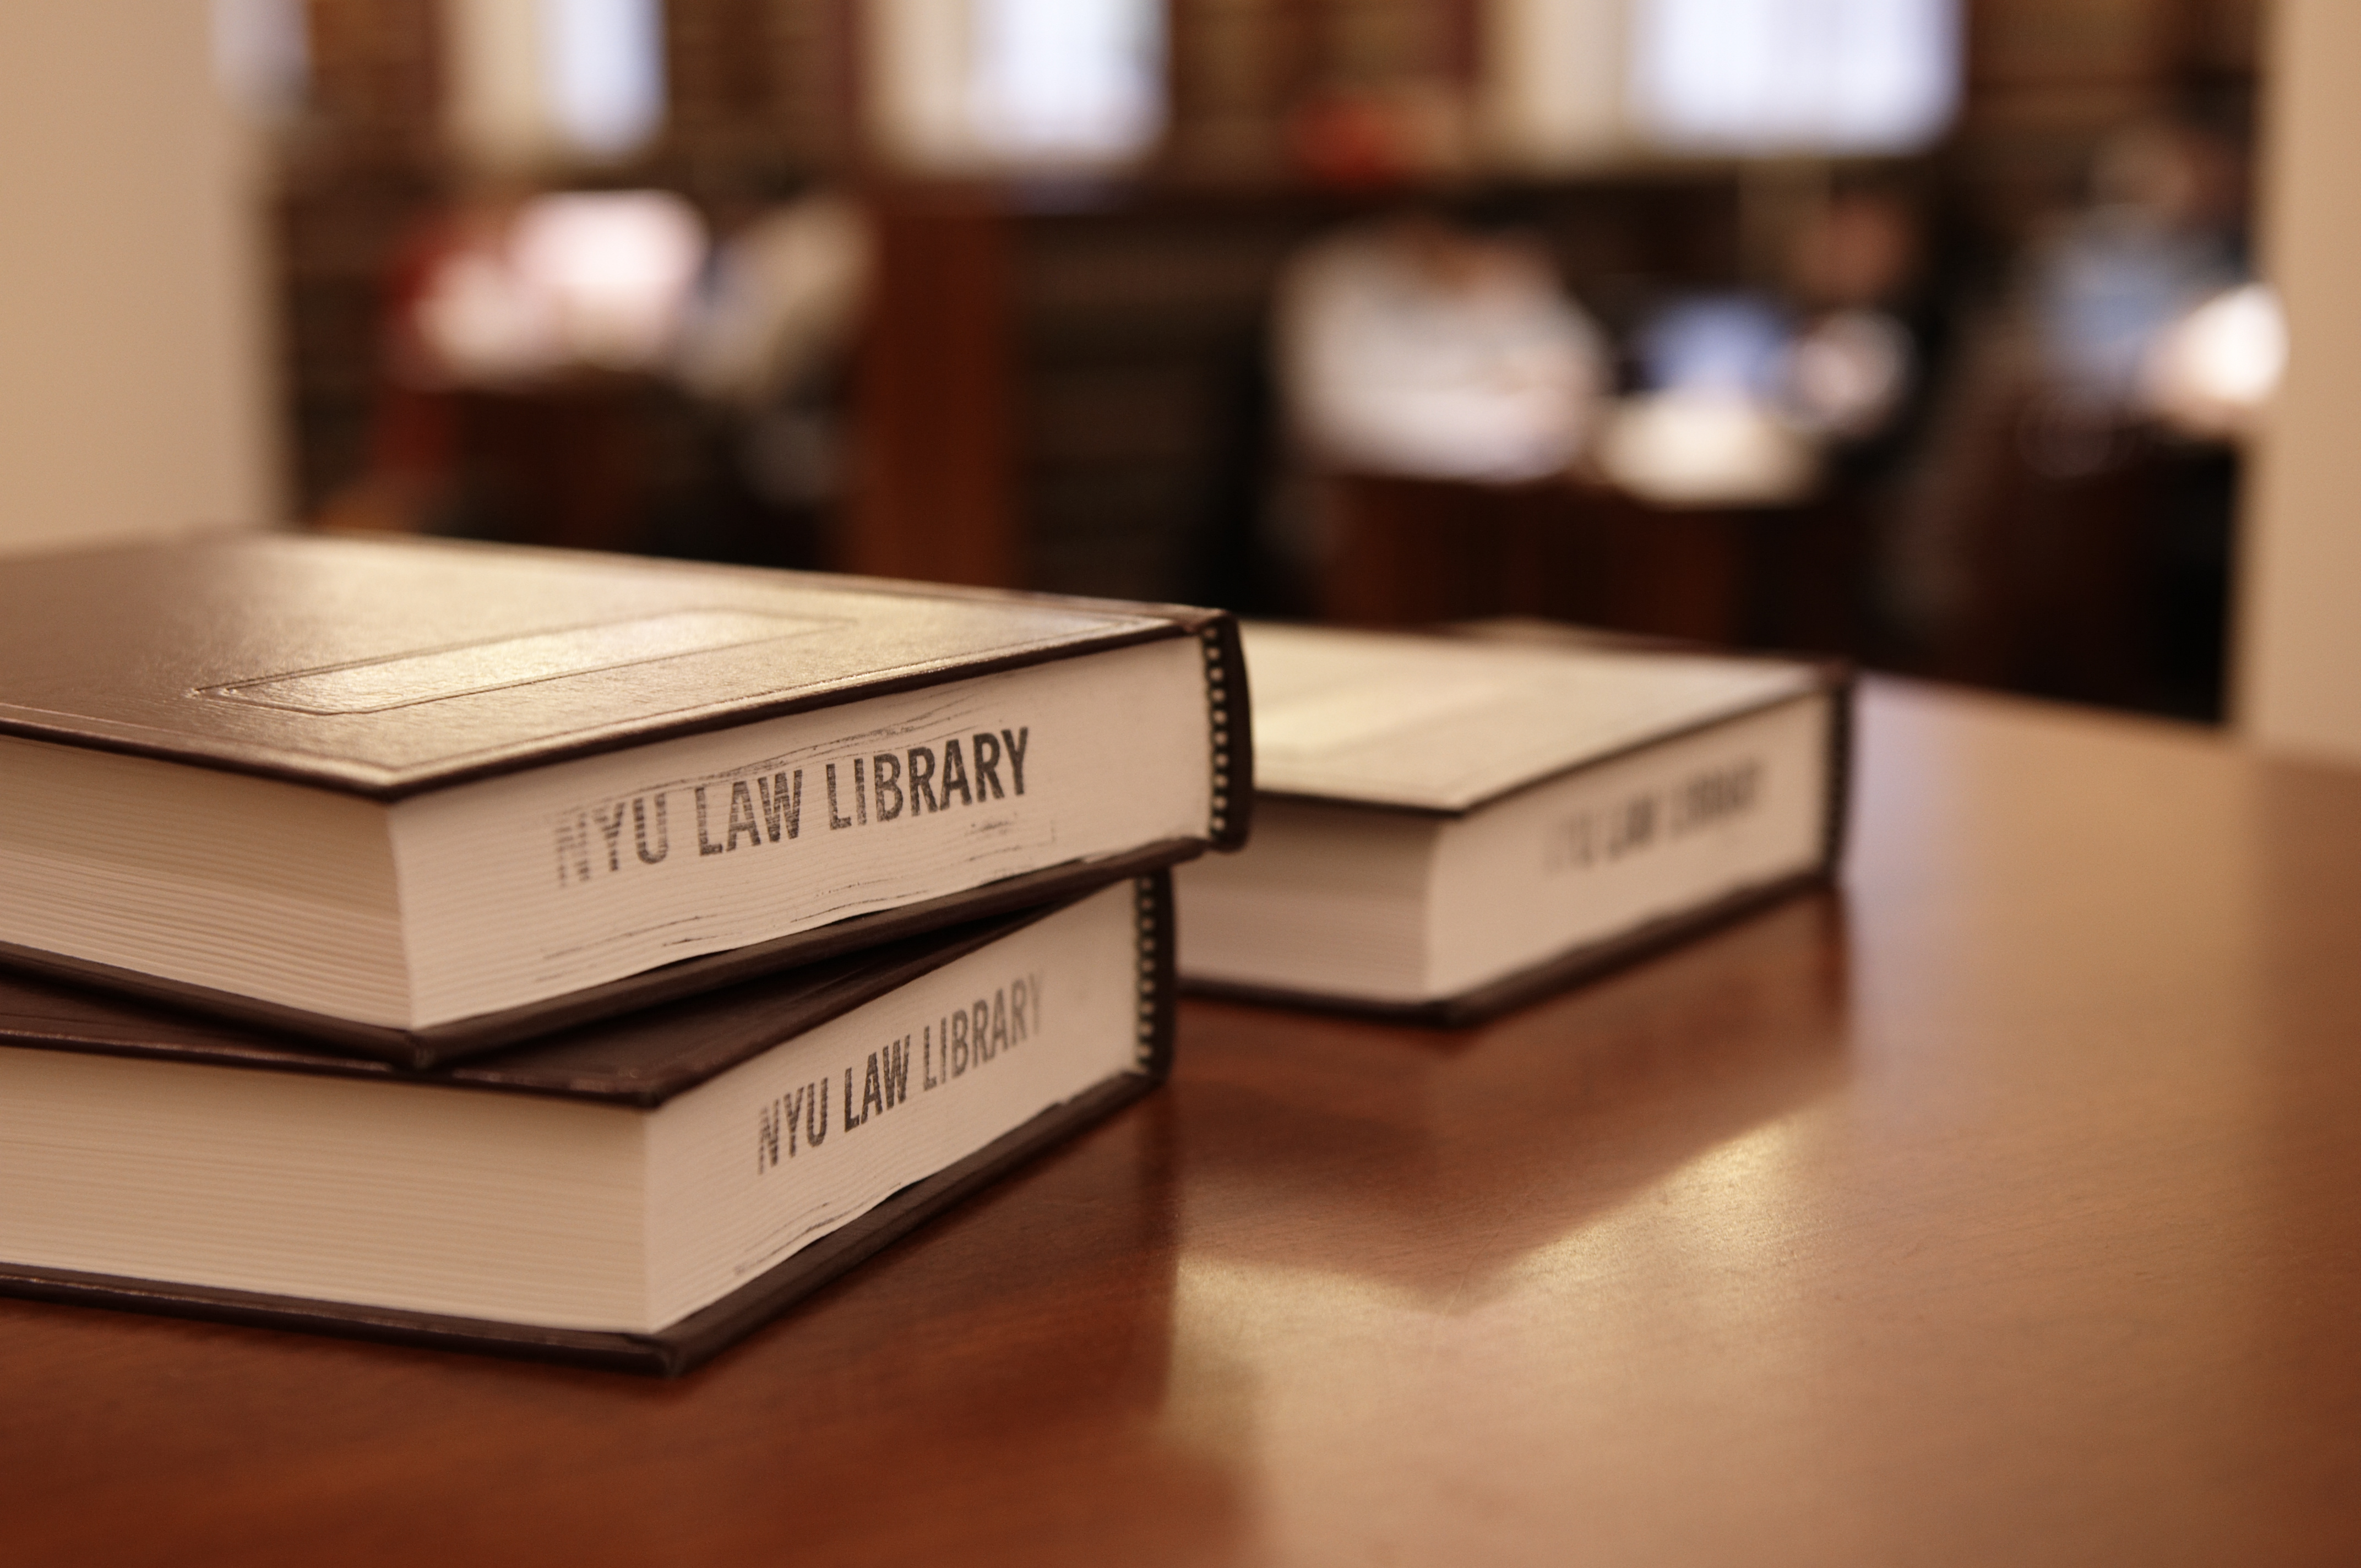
[1176,620,1849,1022]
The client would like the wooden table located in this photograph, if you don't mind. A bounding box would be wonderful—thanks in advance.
[5,680,2358,1565]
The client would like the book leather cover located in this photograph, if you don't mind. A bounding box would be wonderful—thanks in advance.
[0,873,1178,1376]
[0,531,1251,807]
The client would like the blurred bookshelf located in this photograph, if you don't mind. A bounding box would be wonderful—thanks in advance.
[261,0,2262,721]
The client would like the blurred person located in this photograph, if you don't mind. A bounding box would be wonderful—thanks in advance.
[1885,117,2259,717]
[327,187,708,545]
[1268,210,1608,625]
[2037,121,2245,403]
[2023,118,2254,471]
[331,187,875,569]
[1598,187,1929,511]
[402,189,707,387]
[1782,186,1927,444]
[1275,212,1608,485]
[1775,183,1944,660]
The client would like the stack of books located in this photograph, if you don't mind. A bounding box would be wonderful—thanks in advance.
[0,537,1854,1376]
[0,532,1250,1374]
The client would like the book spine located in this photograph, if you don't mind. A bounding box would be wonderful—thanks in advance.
[1197,616,1254,852]
[1133,870,1177,1083]
[651,868,1178,1374]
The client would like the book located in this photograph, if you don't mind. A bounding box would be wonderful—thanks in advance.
[0,872,1173,1376]
[0,533,1247,1065]
[1173,622,1850,1021]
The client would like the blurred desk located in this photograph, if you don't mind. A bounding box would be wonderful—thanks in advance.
[1318,475,1868,656]
[4,680,2359,1565]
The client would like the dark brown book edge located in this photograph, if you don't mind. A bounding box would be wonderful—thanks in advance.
[0,887,1100,1106]
[0,839,1204,1070]
[1183,676,1856,1027]
[0,875,1178,1377]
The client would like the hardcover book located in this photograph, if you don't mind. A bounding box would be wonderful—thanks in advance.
[0,873,1173,1376]
[0,533,1246,1064]
[1173,622,1850,1022]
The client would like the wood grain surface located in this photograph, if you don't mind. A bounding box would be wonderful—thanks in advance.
[4,679,2358,1565]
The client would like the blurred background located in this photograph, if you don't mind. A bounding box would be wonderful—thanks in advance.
[5,1,2357,748]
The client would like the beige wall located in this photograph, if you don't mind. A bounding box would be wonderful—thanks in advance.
[0,4,278,557]
[2236,0,2361,761]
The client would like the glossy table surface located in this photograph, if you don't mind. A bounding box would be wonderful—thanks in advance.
[5,680,2359,1566]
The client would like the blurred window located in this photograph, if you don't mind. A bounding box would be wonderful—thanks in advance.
[1482,0,1628,169]
[869,0,1166,171]
[972,0,1164,161]
[445,0,666,169]
[1630,0,1959,154]
[212,0,309,122]
[544,0,667,159]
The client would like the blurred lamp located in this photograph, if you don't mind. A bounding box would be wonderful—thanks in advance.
[1597,390,1818,507]
[1785,309,1913,438]
[2139,283,2286,442]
